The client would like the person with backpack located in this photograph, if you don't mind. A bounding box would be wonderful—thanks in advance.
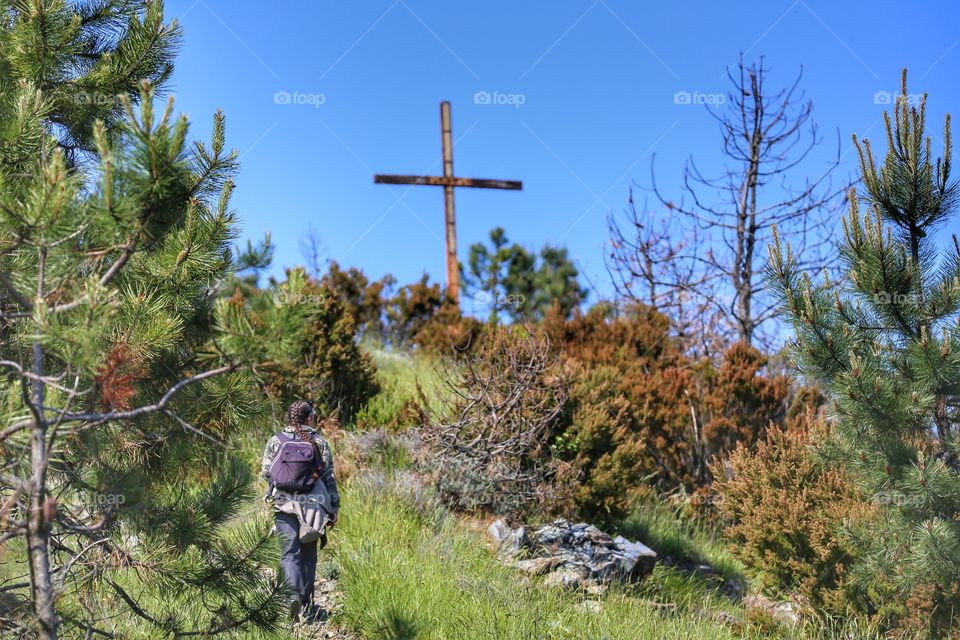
[261,400,340,623]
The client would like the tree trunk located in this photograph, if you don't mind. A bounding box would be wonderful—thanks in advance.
[28,342,57,639]
[27,462,57,639]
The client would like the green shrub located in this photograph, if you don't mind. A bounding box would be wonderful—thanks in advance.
[253,269,380,424]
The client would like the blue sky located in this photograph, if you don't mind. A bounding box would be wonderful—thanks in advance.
[163,0,960,313]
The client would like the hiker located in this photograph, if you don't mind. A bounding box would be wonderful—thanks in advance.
[261,400,340,622]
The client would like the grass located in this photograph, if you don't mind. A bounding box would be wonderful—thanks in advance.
[354,344,448,430]
[323,425,883,640]
[332,471,754,640]
[336,349,881,639]
[616,501,744,583]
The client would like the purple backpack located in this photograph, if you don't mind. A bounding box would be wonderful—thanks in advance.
[268,432,323,493]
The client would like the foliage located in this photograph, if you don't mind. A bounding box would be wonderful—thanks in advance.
[0,72,288,640]
[713,417,868,616]
[385,273,480,352]
[701,343,790,455]
[332,452,880,640]
[222,268,379,425]
[0,0,180,165]
[463,227,587,325]
[322,260,396,340]
[769,70,960,636]
[545,303,790,523]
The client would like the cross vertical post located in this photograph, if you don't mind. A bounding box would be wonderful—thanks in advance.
[440,101,459,302]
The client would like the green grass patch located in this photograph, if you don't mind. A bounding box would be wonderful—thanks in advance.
[355,345,448,430]
[617,502,744,583]
[333,473,758,640]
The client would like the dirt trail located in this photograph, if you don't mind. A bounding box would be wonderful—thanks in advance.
[291,572,360,639]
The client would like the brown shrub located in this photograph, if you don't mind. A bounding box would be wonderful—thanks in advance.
[712,414,869,615]
[321,261,395,339]
[386,275,481,353]
[701,342,789,454]
[545,303,791,522]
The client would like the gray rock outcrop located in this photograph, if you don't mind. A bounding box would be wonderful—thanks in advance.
[488,518,657,589]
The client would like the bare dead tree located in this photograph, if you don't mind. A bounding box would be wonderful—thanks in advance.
[608,56,850,352]
[607,188,730,359]
[417,327,572,517]
[298,224,327,278]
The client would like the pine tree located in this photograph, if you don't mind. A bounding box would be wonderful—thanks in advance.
[0,2,289,637]
[464,227,587,326]
[770,70,960,629]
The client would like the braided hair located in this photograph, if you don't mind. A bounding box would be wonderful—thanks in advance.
[286,400,314,442]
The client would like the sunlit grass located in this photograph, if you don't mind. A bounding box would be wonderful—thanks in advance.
[334,473,753,640]
[354,344,449,431]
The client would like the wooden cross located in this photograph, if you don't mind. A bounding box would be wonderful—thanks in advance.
[374,101,522,304]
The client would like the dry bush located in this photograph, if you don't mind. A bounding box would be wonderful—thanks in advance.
[386,275,482,353]
[712,414,870,616]
[544,303,792,523]
[417,326,572,518]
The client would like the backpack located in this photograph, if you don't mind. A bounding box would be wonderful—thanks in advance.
[268,432,324,494]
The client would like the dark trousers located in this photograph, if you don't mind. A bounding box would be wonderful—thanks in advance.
[275,512,317,608]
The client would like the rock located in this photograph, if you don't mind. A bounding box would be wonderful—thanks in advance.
[612,535,658,580]
[494,518,657,590]
[744,594,800,626]
[576,600,603,614]
[487,518,511,543]
[514,556,564,575]
[541,568,587,589]
[487,518,527,558]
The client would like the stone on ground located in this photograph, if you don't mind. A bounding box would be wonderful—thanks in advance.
[488,517,657,589]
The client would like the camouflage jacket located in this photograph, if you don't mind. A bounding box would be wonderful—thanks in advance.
[261,426,340,510]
